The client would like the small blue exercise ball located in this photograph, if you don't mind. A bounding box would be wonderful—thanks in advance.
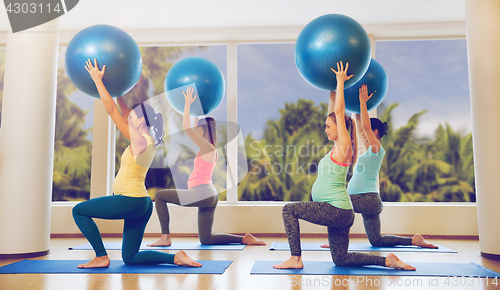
[65,25,142,98]
[164,57,225,117]
[344,58,388,114]
[295,14,371,91]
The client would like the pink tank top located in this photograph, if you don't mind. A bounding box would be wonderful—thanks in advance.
[187,151,217,189]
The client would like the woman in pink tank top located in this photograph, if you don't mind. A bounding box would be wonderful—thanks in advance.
[148,86,265,247]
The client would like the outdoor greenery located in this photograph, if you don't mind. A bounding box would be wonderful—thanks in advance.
[52,66,92,201]
[238,99,475,202]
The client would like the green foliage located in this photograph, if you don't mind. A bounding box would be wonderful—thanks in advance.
[52,66,92,201]
[239,99,330,201]
[240,98,476,202]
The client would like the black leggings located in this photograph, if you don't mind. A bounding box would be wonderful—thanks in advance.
[351,193,412,247]
[282,202,386,267]
[154,184,243,245]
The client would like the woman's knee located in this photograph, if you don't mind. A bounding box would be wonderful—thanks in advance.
[282,203,294,216]
[199,234,211,245]
[331,254,349,267]
[122,254,134,265]
[367,235,384,247]
[72,203,84,216]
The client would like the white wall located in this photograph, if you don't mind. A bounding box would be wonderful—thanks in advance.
[51,203,478,236]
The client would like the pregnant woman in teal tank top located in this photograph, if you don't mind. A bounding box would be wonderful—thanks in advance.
[273,62,415,271]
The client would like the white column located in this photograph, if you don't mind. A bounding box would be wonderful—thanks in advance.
[465,0,500,259]
[226,42,238,204]
[368,34,377,119]
[89,99,115,199]
[0,20,59,257]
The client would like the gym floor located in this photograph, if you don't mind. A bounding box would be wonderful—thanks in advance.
[1,236,499,290]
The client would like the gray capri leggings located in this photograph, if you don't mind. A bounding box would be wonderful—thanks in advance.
[283,201,386,267]
[351,193,412,247]
[154,184,243,245]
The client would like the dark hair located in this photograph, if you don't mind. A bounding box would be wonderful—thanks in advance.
[327,112,358,166]
[197,117,217,146]
[370,118,388,138]
[131,103,165,146]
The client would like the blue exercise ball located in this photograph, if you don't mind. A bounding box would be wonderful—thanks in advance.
[344,58,388,114]
[164,57,225,117]
[65,25,142,98]
[295,14,371,91]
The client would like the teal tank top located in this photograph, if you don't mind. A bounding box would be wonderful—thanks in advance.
[311,149,353,209]
[347,146,385,195]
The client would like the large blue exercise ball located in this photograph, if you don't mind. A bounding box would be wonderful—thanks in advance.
[344,58,388,114]
[65,25,142,98]
[295,14,371,91]
[164,57,225,117]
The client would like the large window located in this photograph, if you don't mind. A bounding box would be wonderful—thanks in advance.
[114,45,228,201]
[52,47,94,201]
[237,40,474,202]
[375,39,474,202]
[44,39,474,203]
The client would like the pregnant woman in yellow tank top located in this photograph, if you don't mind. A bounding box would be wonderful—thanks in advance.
[72,59,200,268]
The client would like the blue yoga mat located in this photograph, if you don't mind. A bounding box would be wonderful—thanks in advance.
[69,242,246,251]
[0,259,232,274]
[269,242,457,253]
[251,260,500,277]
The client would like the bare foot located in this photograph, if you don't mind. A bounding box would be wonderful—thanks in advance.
[412,234,438,248]
[320,243,330,248]
[174,250,202,267]
[242,233,266,245]
[273,256,304,269]
[385,253,416,271]
[77,256,110,268]
[147,234,172,247]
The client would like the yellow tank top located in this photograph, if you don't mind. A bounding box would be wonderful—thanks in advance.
[112,134,155,198]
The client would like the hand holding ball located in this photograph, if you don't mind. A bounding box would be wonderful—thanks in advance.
[295,14,371,91]
[65,25,142,98]
[343,58,388,114]
[164,57,225,117]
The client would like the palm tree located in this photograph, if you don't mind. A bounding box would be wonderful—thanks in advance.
[378,103,426,201]
[239,99,331,201]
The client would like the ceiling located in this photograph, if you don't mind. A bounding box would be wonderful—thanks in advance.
[0,0,466,32]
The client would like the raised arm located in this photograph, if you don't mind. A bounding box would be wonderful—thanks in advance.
[358,84,380,153]
[328,91,336,115]
[85,59,147,154]
[182,87,214,152]
[330,61,353,162]
[116,96,131,123]
[354,113,369,150]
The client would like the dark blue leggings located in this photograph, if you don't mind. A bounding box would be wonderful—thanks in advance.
[72,195,175,265]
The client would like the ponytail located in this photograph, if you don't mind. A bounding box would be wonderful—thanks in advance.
[131,103,165,146]
[346,115,358,167]
[198,117,217,146]
[151,112,165,146]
